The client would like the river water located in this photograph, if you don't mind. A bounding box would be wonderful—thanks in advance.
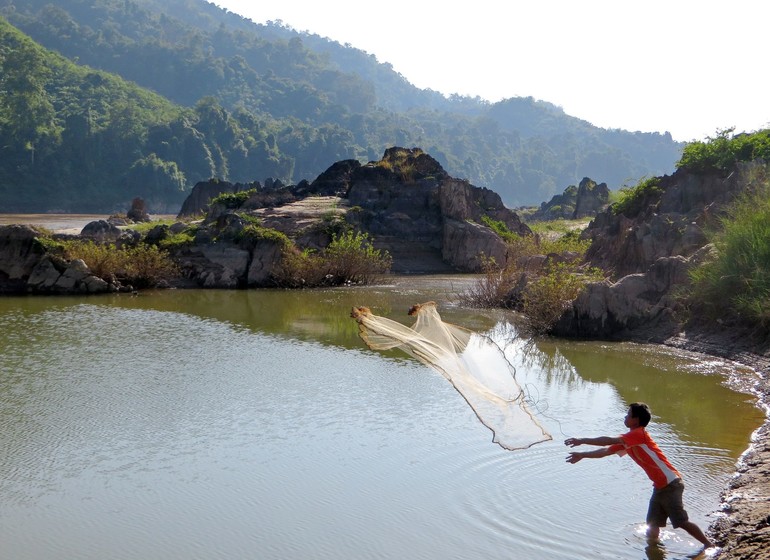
[0,276,764,560]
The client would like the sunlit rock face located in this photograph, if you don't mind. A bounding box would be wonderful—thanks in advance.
[174,147,533,278]
[344,147,530,272]
[554,161,769,341]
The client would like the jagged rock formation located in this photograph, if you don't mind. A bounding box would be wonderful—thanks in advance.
[338,147,530,272]
[170,147,531,284]
[574,178,611,218]
[552,161,766,341]
[529,177,610,221]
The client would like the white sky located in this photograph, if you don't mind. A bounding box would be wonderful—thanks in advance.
[210,0,769,142]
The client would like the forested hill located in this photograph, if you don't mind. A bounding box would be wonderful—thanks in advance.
[1,0,683,213]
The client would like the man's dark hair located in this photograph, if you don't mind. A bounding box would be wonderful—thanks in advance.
[629,402,651,426]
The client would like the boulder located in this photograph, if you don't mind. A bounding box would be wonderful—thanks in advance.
[0,226,116,295]
[551,255,693,342]
[442,218,508,271]
[81,220,122,242]
[27,255,67,290]
[0,225,47,291]
[247,241,283,285]
[171,234,283,289]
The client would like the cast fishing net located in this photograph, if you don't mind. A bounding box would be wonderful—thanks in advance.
[350,302,551,450]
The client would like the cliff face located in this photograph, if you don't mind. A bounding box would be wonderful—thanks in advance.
[583,163,759,279]
[552,161,767,341]
[339,148,530,272]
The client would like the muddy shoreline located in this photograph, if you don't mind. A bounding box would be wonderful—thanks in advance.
[662,327,770,559]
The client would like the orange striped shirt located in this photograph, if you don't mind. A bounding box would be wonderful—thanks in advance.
[608,427,681,489]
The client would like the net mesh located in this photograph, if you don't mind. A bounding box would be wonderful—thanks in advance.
[351,302,551,450]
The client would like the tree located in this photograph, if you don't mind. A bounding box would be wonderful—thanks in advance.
[126,154,187,210]
[0,39,60,165]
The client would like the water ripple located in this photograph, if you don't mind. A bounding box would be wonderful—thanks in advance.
[0,294,760,560]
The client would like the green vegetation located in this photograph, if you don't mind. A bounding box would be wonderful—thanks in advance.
[462,224,602,333]
[318,210,350,238]
[60,239,179,288]
[677,128,770,174]
[612,177,663,217]
[158,227,199,249]
[686,169,770,328]
[540,229,590,255]
[523,262,603,334]
[459,255,522,309]
[272,247,328,288]
[376,147,424,182]
[273,230,391,287]
[211,189,258,209]
[0,16,290,212]
[1,0,682,212]
[324,230,392,284]
[481,215,520,243]
[483,215,591,255]
[235,223,291,246]
[528,219,592,254]
[125,218,178,234]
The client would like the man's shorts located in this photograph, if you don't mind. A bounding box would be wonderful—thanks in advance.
[647,478,689,528]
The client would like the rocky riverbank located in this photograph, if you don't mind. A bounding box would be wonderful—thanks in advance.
[547,159,770,558]
[662,327,770,559]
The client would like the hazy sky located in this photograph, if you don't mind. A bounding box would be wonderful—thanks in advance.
[209,0,769,142]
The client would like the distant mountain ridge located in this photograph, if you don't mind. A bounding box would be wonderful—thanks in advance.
[1,0,683,212]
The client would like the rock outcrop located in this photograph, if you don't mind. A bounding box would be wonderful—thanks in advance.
[127,197,151,222]
[0,225,118,294]
[177,179,249,217]
[170,147,531,284]
[342,147,530,272]
[529,177,610,221]
[553,161,767,341]
[573,177,611,218]
[584,163,761,280]
[550,254,692,342]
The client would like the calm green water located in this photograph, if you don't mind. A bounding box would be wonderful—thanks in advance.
[0,276,764,560]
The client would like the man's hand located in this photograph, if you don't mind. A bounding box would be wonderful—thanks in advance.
[564,437,583,447]
[565,452,584,464]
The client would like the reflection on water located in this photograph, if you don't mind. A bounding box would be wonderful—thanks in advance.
[0,279,763,560]
[534,339,761,472]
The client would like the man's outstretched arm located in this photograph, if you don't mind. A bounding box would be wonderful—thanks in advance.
[564,436,623,447]
[565,446,616,463]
